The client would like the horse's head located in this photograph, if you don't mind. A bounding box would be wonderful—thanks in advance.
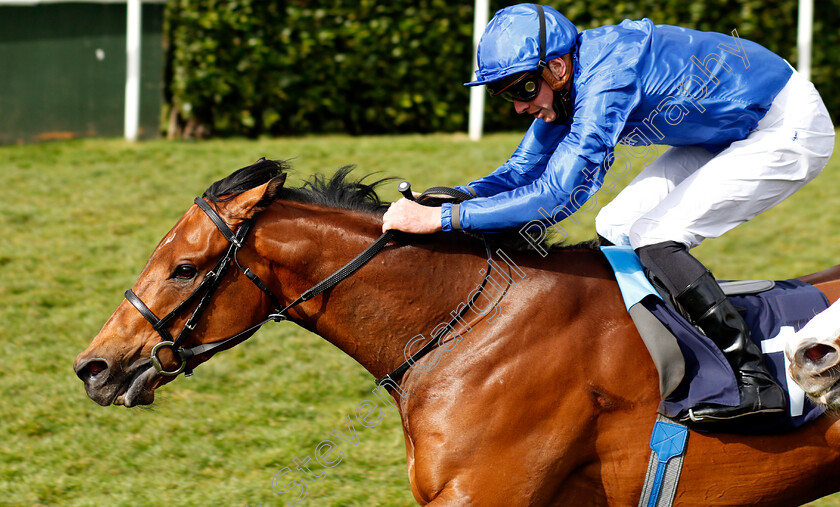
[786,301,840,408]
[74,160,287,407]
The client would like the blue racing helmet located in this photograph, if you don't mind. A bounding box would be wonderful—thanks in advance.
[465,4,579,87]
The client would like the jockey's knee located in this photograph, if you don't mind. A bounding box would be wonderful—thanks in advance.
[594,207,630,247]
[628,218,702,251]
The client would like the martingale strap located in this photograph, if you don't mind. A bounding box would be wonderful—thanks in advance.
[377,239,495,387]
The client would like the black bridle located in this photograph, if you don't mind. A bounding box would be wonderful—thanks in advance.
[125,197,287,376]
[125,188,496,389]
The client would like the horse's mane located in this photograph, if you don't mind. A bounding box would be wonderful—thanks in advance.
[203,158,389,213]
[202,158,597,253]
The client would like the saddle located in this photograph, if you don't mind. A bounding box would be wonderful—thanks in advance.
[602,246,827,434]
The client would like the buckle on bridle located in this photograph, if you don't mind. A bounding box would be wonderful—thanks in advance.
[151,341,187,376]
[268,313,287,322]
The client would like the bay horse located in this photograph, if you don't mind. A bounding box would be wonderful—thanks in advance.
[75,160,840,506]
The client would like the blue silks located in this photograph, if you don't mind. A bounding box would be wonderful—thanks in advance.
[464,4,578,86]
[445,6,793,233]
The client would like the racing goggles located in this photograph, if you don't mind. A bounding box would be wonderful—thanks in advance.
[486,69,543,103]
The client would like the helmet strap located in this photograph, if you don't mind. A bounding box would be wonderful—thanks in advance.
[536,5,547,71]
[551,88,574,125]
[535,4,572,125]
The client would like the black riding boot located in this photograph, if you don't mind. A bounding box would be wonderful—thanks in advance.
[675,271,786,422]
[636,241,786,423]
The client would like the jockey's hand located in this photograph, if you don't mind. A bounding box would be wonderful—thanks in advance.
[382,198,443,234]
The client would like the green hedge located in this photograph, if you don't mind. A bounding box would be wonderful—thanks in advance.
[164,0,840,138]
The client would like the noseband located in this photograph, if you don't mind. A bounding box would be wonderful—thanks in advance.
[125,188,496,390]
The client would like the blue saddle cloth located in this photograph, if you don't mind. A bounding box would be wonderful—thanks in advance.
[602,246,828,433]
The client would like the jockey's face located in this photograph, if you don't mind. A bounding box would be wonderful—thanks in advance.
[513,78,557,123]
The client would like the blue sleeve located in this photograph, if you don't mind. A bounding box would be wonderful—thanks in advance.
[460,120,570,197]
[443,66,642,233]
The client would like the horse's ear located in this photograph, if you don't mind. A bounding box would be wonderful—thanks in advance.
[222,173,287,221]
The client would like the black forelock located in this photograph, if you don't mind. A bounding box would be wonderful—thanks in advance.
[203,158,288,202]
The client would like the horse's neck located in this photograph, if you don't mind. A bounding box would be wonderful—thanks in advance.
[255,204,498,378]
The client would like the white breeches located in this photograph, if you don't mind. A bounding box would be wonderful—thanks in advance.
[596,70,835,249]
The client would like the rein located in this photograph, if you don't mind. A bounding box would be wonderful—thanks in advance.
[124,187,494,388]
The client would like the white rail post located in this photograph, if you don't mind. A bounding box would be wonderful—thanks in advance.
[468,0,489,141]
[124,0,142,141]
[797,0,813,81]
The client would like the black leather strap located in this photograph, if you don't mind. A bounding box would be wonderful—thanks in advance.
[128,201,268,376]
[238,255,283,311]
[301,231,395,301]
[194,197,240,246]
[296,184,475,304]
[377,240,496,387]
[419,187,474,202]
[125,289,175,342]
[179,312,284,361]
[416,185,474,231]
[536,4,546,69]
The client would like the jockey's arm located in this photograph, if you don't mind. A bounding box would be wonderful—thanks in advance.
[442,141,608,232]
[444,67,641,233]
[454,120,570,198]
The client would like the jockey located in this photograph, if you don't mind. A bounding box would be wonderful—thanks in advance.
[381,3,835,424]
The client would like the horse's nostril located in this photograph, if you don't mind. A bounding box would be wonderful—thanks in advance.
[806,344,835,363]
[87,362,106,376]
[76,359,109,382]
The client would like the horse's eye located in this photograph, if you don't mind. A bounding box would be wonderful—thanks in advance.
[172,264,197,280]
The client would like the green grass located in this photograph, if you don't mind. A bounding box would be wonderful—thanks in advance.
[1,133,839,506]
